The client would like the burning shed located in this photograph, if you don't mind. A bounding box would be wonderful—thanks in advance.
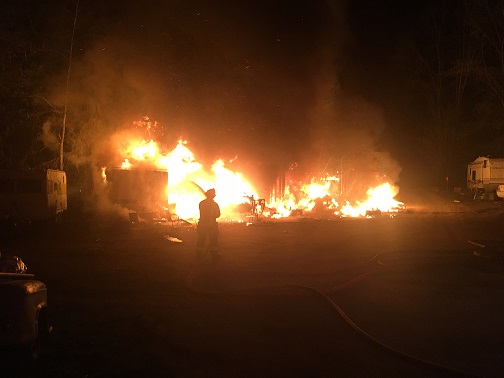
[104,168,168,214]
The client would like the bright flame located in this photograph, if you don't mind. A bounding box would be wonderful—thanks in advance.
[339,182,404,217]
[121,159,132,170]
[267,178,403,218]
[112,137,258,221]
[267,175,340,217]
[104,118,405,221]
[131,140,157,161]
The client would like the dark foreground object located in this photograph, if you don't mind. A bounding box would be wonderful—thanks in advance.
[0,258,50,369]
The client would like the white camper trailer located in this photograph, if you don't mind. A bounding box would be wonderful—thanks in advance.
[0,169,67,221]
[467,156,504,199]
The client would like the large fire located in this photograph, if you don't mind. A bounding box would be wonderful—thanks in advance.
[103,118,404,222]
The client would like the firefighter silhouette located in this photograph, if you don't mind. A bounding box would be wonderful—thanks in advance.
[196,188,221,260]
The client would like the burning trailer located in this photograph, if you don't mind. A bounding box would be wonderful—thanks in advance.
[467,156,504,200]
[104,168,170,221]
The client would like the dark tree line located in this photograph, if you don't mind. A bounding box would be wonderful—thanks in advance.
[385,0,504,188]
[1,1,86,171]
[0,1,124,191]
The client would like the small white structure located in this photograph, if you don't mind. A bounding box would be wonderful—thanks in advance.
[104,168,168,213]
[467,156,504,199]
[0,169,67,221]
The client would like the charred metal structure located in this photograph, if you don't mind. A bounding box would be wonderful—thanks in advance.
[105,168,168,214]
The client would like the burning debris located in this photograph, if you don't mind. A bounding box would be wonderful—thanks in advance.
[339,183,405,217]
[100,117,405,223]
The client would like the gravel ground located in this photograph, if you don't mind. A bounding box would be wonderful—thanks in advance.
[1,192,504,377]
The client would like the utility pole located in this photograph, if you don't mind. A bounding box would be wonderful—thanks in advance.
[60,0,79,170]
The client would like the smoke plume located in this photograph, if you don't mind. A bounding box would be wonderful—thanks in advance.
[42,0,401,206]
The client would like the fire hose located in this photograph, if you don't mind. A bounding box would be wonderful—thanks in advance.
[185,249,478,377]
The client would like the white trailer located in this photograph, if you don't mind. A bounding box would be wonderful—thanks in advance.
[467,156,504,199]
[104,168,168,214]
[0,169,67,221]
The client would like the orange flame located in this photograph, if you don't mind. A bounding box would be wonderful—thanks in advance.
[339,182,404,217]
[113,138,258,221]
[105,118,404,221]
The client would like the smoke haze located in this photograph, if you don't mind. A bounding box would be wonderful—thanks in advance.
[43,0,401,194]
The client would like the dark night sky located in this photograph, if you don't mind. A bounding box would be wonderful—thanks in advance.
[83,0,346,162]
[77,1,392,165]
